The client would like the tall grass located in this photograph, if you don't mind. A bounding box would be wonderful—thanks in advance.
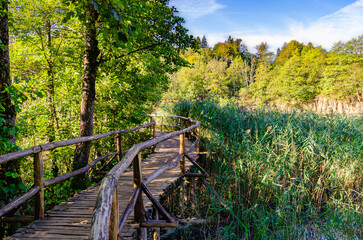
[165,99,362,239]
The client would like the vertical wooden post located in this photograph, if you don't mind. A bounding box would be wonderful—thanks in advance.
[191,177,196,210]
[160,117,163,132]
[180,133,186,216]
[197,126,200,153]
[150,117,155,153]
[109,188,119,240]
[152,206,160,240]
[134,152,145,239]
[116,133,122,162]
[34,152,44,219]
[188,119,192,139]
[179,133,185,174]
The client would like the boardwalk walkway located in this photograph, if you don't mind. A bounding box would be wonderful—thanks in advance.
[6,131,195,239]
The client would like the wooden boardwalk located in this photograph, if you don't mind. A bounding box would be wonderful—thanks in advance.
[6,132,195,239]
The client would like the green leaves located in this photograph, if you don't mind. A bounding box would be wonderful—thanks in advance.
[5,171,19,178]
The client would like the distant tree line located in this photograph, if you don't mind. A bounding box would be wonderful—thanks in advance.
[168,35,363,104]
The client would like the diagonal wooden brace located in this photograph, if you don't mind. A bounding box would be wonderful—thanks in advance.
[141,182,177,226]
[184,154,209,177]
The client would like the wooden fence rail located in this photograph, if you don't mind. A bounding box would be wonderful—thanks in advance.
[0,121,155,220]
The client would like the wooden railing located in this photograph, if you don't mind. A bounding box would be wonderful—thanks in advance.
[89,115,202,240]
[0,121,155,221]
[0,115,209,240]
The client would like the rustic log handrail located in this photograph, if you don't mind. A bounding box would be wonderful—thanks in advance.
[0,122,155,164]
[0,186,40,217]
[0,121,155,219]
[89,115,201,240]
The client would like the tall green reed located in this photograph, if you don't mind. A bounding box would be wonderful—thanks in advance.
[164,99,362,239]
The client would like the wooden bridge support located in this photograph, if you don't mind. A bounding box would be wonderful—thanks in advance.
[116,133,122,162]
[134,152,146,239]
[34,152,44,220]
[152,207,160,240]
[151,116,156,153]
[196,126,200,153]
[179,133,186,216]
[109,188,119,240]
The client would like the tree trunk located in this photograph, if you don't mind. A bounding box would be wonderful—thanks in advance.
[249,57,256,86]
[45,19,60,177]
[0,3,22,237]
[0,1,15,140]
[71,2,99,190]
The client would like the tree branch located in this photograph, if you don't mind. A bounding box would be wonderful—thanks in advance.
[99,43,162,64]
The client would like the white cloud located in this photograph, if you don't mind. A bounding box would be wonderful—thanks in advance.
[291,0,363,50]
[203,0,363,53]
[170,0,225,20]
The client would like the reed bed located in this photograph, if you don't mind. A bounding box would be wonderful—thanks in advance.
[164,99,362,239]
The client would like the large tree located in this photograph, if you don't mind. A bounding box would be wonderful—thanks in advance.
[71,0,196,189]
[10,0,80,177]
[0,1,15,143]
[0,1,23,228]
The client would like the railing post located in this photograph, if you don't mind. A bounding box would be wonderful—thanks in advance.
[109,188,119,240]
[179,133,185,173]
[152,206,160,240]
[161,116,164,132]
[197,126,200,153]
[116,133,122,162]
[134,152,146,239]
[34,152,44,219]
[179,133,186,216]
[150,117,155,153]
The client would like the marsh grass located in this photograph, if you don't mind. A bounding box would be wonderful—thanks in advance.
[164,99,362,239]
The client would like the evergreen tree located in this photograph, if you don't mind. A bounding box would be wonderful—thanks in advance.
[196,36,201,47]
[201,35,208,48]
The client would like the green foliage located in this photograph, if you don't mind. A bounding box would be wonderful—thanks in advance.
[331,35,363,55]
[267,46,325,102]
[167,99,363,239]
[0,172,25,201]
[2,0,197,222]
[320,52,363,101]
[167,36,363,107]
[274,40,305,66]
[250,39,362,104]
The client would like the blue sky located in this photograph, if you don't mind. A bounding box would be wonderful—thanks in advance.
[169,0,363,53]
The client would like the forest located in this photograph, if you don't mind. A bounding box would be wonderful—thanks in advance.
[0,0,362,239]
[167,35,363,112]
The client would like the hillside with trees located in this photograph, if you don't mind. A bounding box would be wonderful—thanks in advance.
[166,35,363,113]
